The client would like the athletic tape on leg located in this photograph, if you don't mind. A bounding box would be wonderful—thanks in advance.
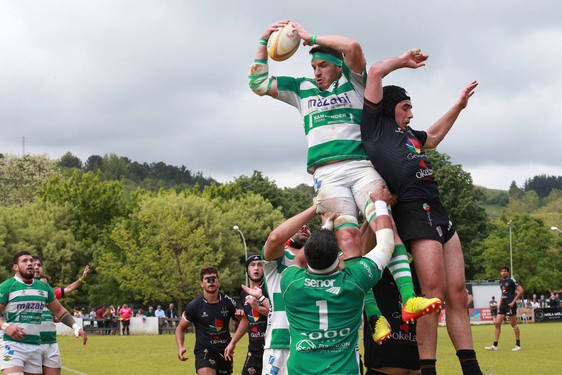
[334,215,359,231]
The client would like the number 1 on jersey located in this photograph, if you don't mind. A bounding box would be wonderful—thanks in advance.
[316,300,328,330]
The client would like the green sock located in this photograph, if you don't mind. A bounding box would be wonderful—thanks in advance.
[388,244,415,303]
[364,288,382,319]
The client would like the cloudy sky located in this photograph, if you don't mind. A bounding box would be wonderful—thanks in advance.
[1,1,561,190]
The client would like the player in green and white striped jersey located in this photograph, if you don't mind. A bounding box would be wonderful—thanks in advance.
[0,251,87,375]
[262,221,311,375]
[33,256,89,375]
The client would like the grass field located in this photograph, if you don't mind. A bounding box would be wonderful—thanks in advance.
[58,322,562,374]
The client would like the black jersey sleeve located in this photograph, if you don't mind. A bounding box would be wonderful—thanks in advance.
[183,298,197,322]
[361,97,385,140]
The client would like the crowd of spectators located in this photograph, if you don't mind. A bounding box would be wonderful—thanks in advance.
[516,292,560,309]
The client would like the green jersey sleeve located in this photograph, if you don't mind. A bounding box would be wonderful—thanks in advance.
[275,76,302,109]
[348,257,381,292]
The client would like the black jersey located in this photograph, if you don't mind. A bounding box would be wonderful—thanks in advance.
[184,293,237,354]
[363,269,419,371]
[240,283,268,354]
[360,98,440,202]
[499,277,518,304]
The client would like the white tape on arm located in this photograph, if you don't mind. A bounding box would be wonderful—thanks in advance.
[248,61,270,96]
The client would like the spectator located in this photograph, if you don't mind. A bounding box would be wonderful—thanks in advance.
[531,299,540,309]
[489,296,498,318]
[73,307,80,317]
[79,308,87,319]
[136,308,147,323]
[525,298,532,308]
[539,295,547,308]
[155,305,166,318]
[119,303,133,335]
[88,307,96,326]
[146,306,155,317]
[104,307,113,335]
[549,292,560,309]
[96,305,105,334]
[166,303,177,318]
[110,305,118,335]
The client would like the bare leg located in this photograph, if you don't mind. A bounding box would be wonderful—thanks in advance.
[43,367,61,375]
[494,314,505,342]
[510,315,520,340]
[411,239,446,359]
[335,227,362,258]
[442,233,474,350]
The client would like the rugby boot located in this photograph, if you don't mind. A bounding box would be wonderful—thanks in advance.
[402,296,442,323]
[369,315,391,344]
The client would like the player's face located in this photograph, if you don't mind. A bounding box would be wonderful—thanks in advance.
[394,100,413,130]
[312,59,342,91]
[14,254,35,280]
[33,260,43,278]
[247,260,264,282]
[200,273,220,293]
[500,269,509,279]
[292,225,311,244]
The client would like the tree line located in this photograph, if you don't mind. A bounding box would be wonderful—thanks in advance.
[0,152,560,312]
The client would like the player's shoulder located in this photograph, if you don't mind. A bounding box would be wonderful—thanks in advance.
[186,295,204,309]
[0,277,16,289]
[221,293,237,308]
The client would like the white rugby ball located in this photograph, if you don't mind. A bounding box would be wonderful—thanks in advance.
[267,23,300,61]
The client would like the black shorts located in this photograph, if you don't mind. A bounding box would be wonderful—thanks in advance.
[393,199,456,246]
[499,303,517,316]
[122,320,130,327]
[490,307,498,316]
[195,350,233,375]
[242,351,263,375]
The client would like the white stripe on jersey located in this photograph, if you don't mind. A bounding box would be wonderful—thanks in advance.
[307,123,362,148]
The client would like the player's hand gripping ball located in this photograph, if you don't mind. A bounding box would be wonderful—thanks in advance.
[267,23,300,61]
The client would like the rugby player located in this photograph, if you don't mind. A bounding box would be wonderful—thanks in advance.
[249,20,437,341]
[32,256,89,375]
[279,186,395,374]
[225,255,269,375]
[360,48,481,375]
[0,251,86,375]
[176,266,239,375]
[261,223,310,375]
[485,266,524,351]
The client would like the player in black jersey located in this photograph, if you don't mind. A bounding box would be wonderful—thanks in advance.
[485,266,524,352]
[360,49,481,375]
[176,266,239,375]
[225,254,269,375]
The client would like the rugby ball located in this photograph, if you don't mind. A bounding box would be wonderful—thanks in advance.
[267,23,300,61]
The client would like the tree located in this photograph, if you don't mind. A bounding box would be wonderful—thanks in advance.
[84,155,103,172]
[426,150,489,278]
[474,215,562,293]
[58,152,82,169]
[0,154,60,206]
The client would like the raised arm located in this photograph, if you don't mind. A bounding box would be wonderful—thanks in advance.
[248,20,289,98]
[424,81,478,149]
[63,265,89,295]
[263,204,316,261]
[292,23,365,73]
[364,49,428,104]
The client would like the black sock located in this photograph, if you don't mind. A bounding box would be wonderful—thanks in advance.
[456,349,482,375]
[516,340,520,346]
[493,341,498,346]
[420,359,437,375]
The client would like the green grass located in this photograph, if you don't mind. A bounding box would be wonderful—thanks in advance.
[58,322,562,374]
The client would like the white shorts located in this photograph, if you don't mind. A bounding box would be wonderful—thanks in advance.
[0,341,42,373]
[40,342,62,369]
[262,348,289,375]
[313,160,385,218]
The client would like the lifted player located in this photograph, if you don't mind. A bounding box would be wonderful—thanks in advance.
[0,251,86,375]
[176,266,240,375]
[485,266,524,352]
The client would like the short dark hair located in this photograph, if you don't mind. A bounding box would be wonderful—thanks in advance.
[304,229,339,270]
[309,45,343,61]
[32,255,42,265]
[13,251,32,265]
[200,266,218,281]
[501,266,510,272]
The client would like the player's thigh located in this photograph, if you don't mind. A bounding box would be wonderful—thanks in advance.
[411,239,446,298]
[351,170,386,216]
[1,342,42,375]
[509,315,517,326]
[197,368,216,375]
[42,367,61,375]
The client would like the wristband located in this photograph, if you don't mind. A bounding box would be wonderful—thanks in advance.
[258,295,266,303]
[310,35,317,44]
[259,38,267,46]
[72,322,80,337]
[1,322,9,330]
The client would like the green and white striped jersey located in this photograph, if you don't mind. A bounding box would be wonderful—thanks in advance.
[275,64,368,173]
[262,247,296,349]
[40,308,57,344]
[0,276,55,345]
[280,258,381,375]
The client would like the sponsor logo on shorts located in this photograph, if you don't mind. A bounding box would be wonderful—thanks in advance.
[436,226,443,237]
[268,355,275,365]
[313,178,322,191]
[3,345,14,361]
